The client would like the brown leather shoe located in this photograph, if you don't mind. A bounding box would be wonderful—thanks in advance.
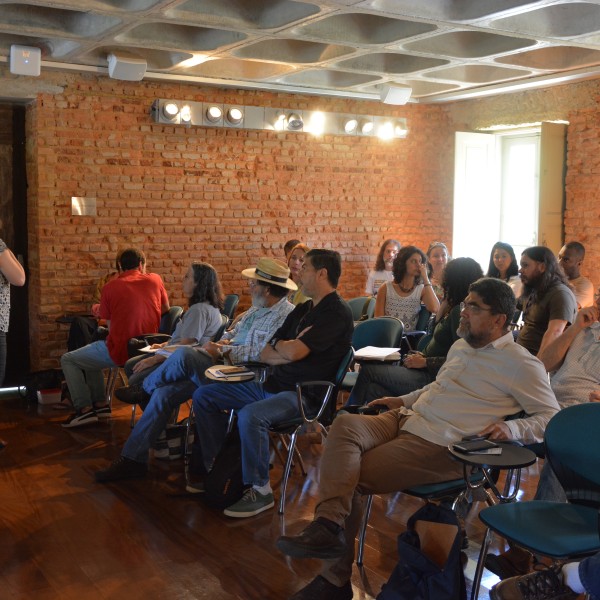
[485,546,533,579]
[490,566,578,600]
[277,520,346,559]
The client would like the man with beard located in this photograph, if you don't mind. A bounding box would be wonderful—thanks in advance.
[276,277,559,600]
[558,241,594,309]
[517,246,577,363]
[95,258,295,482]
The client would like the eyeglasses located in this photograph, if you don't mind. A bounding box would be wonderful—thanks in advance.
[460,302,493,314]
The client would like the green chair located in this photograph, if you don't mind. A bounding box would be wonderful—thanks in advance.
[474,403,600,600]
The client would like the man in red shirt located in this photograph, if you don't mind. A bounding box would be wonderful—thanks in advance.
[61,248,169,428]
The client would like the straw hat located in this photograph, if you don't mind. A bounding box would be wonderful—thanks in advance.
[242,257,298,291]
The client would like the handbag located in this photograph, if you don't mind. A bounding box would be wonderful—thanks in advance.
[377,503,466,600]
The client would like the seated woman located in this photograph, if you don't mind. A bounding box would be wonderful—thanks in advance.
[374,245,439,331]
[365,239,401,296]
[125,262,224,386]
[486,241,522,298]
[426,241,450,301]
[347,257,483,406]
[287,243,311,305]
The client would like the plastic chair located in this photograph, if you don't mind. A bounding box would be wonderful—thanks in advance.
[347,296,374,322]
[401,305,431,353]
[473,403,600,600]
[269,348,355,514]
[222,294,239,322]
[341,317,404,393]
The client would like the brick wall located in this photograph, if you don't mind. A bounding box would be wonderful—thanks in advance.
[26,72,455,369]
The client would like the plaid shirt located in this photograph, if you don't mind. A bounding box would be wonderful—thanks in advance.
[221,296,294,364]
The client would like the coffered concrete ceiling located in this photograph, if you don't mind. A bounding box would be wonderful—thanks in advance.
[2,0,600,103]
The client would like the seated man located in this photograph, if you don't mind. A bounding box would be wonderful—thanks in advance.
[276,277,559,600]
[485,293,600,579]
[558,241,594,308]
[95,257,296,482]
[192,249,354,518]
[61,248,169,428]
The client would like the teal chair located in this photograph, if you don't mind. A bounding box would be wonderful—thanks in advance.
[473,403,600,600]
[347,296,375,322]
[341,317,404,393]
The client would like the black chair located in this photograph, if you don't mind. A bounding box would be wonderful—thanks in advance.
[222,294,239,323]
[270,348,355,514]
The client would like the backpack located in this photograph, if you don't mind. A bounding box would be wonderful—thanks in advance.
[24,369,64,403]
[202,426,246,510]
[377,503,466,600]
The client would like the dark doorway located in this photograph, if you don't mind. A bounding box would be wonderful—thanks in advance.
[0,104,30,384]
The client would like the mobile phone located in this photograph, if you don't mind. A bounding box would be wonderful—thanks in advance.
[452,439,499,453]
[357,405,385,415]
[461,434,490,442]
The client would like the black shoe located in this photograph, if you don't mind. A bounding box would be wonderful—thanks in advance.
[277,520,346,559]
[95,457,148,482]
[289,576,352,600]
[490,566,577,600]
[485,548,533,580]
[114,384,150,405]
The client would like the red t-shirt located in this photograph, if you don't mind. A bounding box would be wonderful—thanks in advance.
[99,270,169,364]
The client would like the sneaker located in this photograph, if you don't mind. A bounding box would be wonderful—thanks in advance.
[490,565,578,600]
[277,520,346,559]
[486,547,534,580]
[62,410,98,428]
[223,488,274,518]
[185,480,205,494]
[289,576,353,600]
[95,456,148,482]
[94,405,112,419]
[114,383,150,405]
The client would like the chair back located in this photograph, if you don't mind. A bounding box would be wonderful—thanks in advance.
[212,314,229,342]
[159,306,183,334]
[222,294,239,321]
[415,305,431,332]
[347,296,373,321]
[545,403,600,507]
[352,316,404,351]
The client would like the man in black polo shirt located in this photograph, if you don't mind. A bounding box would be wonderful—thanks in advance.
[192,249,354,518]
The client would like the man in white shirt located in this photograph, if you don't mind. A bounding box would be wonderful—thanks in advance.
[277,277,559,600]
[558,241,595,309]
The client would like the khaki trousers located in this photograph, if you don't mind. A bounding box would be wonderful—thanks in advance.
[317,411,464,586]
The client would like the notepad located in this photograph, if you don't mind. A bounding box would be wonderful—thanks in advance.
[354,346,401,361]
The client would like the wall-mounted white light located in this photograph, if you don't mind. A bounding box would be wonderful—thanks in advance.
[360,119,374,135]
[206,105,223,123]
[287,113,303,131]
[163,102,179,120]
[377,120,395,140]
[226,107,244,126]
[343,118,358,134]
[180,104,192,124]
[306,111,325,135]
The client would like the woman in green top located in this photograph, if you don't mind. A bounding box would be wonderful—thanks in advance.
[346,257,483,406]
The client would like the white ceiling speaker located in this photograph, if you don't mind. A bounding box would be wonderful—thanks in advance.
[107,53,147,81]
[10,45,41,76]
[380,85,412,105]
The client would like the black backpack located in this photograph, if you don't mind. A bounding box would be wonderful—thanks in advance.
[202,426,246,510]
[377,503,466,600]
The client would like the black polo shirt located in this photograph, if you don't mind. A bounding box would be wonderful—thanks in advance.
[264,291,353,394]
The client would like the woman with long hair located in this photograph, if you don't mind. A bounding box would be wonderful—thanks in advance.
[365,239,401,296]
[126,262,224,384]
[287,243,311,305]
[348,257,484,406]
[374,245,439,331]
[426,241,450,300]
[487,241,522,297]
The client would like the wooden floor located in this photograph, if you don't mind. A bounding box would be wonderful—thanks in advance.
[0,395,543,600]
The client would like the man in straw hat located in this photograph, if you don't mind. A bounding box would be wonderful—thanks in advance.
[96,257,295,482]
[191,249,354,518]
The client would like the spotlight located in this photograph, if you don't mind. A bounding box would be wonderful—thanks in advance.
[273,112,287,131]
[226,107,243,125]
[377,121,395,140]
[180,104,192,123]
[343,118,358,134]
[359,119,374,135]
[206,105,223,123]
[287,113,303,131]
[162,102,180,121]
[395,119,408,137]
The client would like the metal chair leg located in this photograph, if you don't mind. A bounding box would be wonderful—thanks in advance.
[471,527,493,600]
[278,427,300,515]
[356,494,374,566]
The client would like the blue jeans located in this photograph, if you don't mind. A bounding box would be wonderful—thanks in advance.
[193,382,299,487]
[61,341,116,410]
[533,460,567,502]
[580,551,600,598]
[121,347,214,463]
[346,363,432,406]
[142,346,212,393]
[122,380,197,463]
